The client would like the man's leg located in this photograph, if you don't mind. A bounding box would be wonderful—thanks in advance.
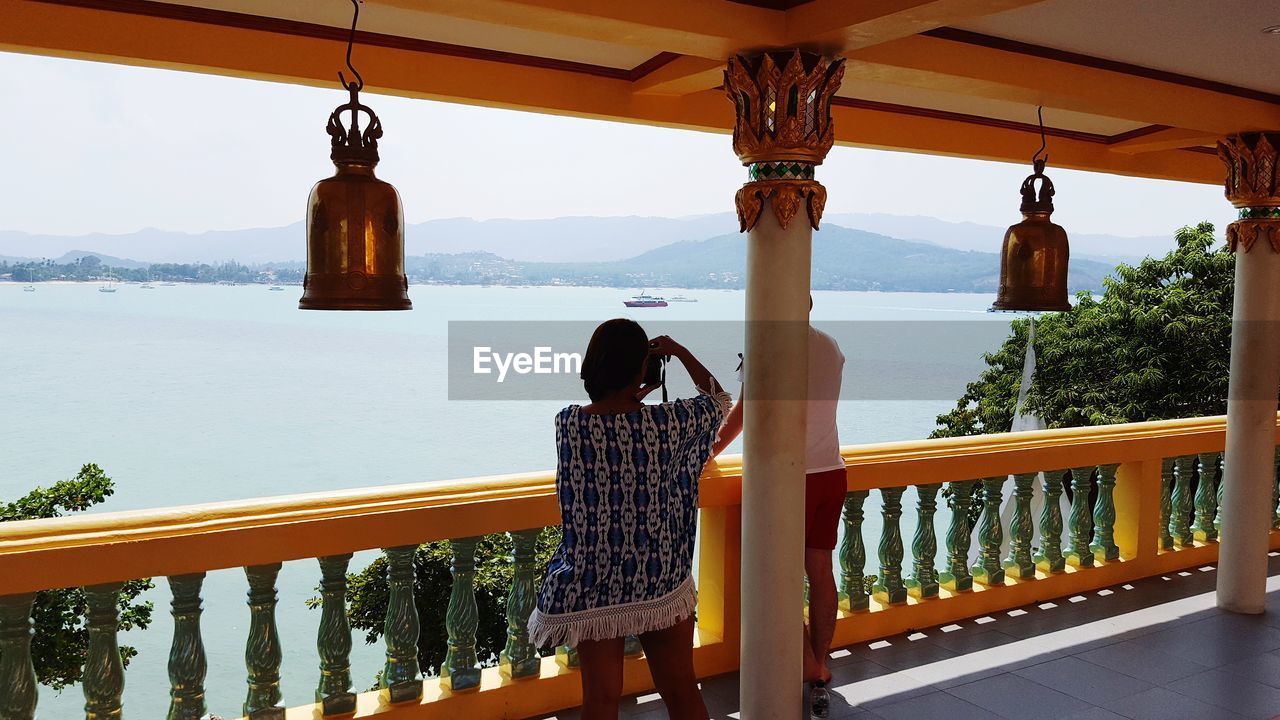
[802,468,845,685]
[805,548,837,683]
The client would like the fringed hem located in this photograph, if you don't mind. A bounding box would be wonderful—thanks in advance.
[528,576,697,648]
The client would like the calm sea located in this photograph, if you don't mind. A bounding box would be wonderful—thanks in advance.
[1,284,1007,717]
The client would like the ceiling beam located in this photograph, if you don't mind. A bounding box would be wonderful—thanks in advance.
[632,55,724,96]
[784,0,1041,52]
[1107,127,1220,155]
[843,34,1280,136]
[632,0,1046,97]
[373,0,784,59]
[0,0,1222,185]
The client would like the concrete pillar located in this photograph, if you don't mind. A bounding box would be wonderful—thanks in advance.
[1216,133,1280,614]
[724,51,844,717]
[741,202,812,715]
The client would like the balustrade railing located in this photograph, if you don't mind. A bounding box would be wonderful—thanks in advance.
[1,415,1278,719]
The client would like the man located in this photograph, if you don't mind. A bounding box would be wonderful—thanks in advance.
[711,304,846,718]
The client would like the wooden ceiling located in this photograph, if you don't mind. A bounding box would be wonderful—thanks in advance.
[4,0,1276,184]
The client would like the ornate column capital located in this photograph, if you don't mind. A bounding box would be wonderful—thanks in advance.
[1219,132,1280,252]
[724,51,844,232]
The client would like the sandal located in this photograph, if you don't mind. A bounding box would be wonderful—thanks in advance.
[809,680,831,719]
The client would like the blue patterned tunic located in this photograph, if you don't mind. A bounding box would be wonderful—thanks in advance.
[528,392,730,647]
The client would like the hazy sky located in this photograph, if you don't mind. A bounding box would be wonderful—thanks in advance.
[0,51,1235,238]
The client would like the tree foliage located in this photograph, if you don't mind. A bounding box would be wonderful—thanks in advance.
[1,464,154,690]
[335,528,561,687]
[933,222,1234,438]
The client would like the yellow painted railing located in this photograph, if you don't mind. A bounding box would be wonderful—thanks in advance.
[0,414,1278,719]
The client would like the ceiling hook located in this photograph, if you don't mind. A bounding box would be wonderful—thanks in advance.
[338,0,365,92]
[1031,105,1047,167]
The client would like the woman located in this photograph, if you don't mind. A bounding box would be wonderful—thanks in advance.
[529,319,730,720]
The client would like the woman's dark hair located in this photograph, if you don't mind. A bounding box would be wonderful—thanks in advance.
[581,318,649,402]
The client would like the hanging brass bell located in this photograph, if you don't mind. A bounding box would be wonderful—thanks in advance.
[300,82,411,311]
[992,158,1070,312]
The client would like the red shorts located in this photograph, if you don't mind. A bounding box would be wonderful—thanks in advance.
[805,466,847,550]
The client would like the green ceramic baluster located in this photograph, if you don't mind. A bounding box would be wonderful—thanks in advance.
[556,645,580,668]
[971,477,1005,585]
[906,483,941,598]
[1065,466,1095,567]
[444,537,481,692]
[84,583,126,720]
[1172,456,1194,546]
[316,555,355,715]
[1091,463,1120,562]
[1215,454,1225,534]
[501,529,541,679]
[166,574,207,720]
[1192,452,1218,542]
[873,487,907,604]
[1004,473,1036,579]
[1035,470,1066,573]
[382,545,422,703]
[940,481,974,591]
[839,490,870,611]
[1159,458,1175,550]
[0,593,37,720]
[243,563,285,720]
[1273,449,1280,530]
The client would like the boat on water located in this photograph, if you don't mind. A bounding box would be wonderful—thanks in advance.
[624,292,668,308]
[159,282,176,286]
[269,285,285,291]
[22,267,35,292]
[667,295,697,303]
[140,268,155,289]
[99,270,117,293]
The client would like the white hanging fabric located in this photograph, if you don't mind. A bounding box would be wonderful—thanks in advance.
[1000,316,1051,558]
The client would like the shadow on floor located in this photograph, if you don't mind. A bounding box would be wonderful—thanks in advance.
[535,553,1280,719]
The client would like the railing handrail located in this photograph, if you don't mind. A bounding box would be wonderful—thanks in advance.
[1,412,1272,594]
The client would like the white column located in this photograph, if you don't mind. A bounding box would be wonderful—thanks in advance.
[1217,239,1280,613]
[740,204,811,716]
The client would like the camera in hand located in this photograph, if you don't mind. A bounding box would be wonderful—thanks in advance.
[644,352,666,386]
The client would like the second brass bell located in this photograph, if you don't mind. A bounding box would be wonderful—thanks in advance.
[992,158,1070,312]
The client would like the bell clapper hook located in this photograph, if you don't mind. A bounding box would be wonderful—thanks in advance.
[337,0,366,142]
[1031,105,1048,173]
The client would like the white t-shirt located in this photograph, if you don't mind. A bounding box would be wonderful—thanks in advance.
[736,326,846,473]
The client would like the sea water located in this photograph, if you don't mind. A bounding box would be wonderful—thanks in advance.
[0,284,1008,717]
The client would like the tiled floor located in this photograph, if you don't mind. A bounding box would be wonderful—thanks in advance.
[535,556,1280,719]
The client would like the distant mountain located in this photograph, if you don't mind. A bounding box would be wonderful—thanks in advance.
[0,215,739,265]
[412,225,1114,293]
[412,215,737,261]
[824,212,1170,263]
[54,250,149,269]
[0,225,302,265]
[0,212,1172,266]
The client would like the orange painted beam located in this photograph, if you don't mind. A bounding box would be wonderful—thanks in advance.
[631,54,723,96]
[786,0,1040,52]
[1108,127,1220,155]
[0,0,1222,183]
[374,0,784,59]
[829,100,1222,184]
[844,34,1280,136]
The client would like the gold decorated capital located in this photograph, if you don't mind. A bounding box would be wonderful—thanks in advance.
[725,51,844,232]
[1219,132,1280,252]
[735,181,826,232]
